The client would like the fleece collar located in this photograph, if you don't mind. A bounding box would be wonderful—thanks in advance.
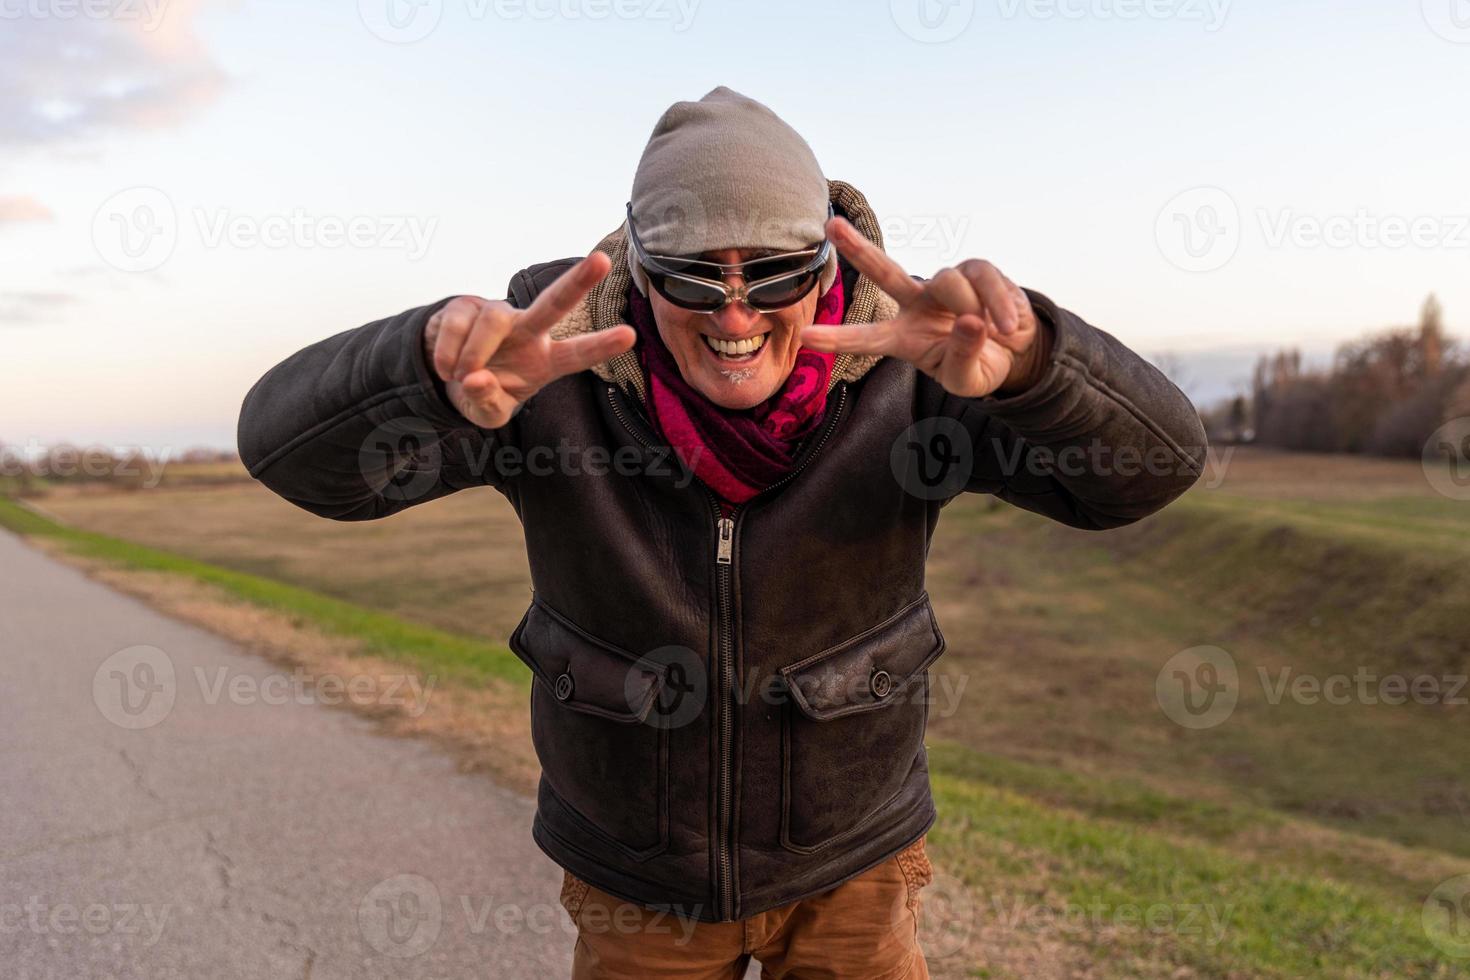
[549,179,900,405]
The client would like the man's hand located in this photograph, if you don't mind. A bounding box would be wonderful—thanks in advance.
[424,252,636,428]
[800,217,1050,398]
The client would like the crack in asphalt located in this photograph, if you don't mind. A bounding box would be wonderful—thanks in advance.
[118,746,162,803]
[202,825,318,978]
[202,826,235,894]
[0,806,224,865]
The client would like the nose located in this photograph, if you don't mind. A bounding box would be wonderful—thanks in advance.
[708,297,762,336]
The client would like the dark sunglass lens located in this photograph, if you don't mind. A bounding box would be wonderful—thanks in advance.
[747,273,820,310]
[652,273,725,312]
[742,254,813,279]
[650,255,709,276]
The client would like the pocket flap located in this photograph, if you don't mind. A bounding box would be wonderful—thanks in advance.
[779,594,945,721]
[509,597,667,723]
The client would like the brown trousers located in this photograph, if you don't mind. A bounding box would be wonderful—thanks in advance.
[558,835,934,979]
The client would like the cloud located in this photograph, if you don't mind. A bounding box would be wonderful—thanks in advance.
[0,0,227,149]
[0,290,79,325]
[0,195,55,224]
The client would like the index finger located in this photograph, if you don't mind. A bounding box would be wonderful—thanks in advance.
[825,216,924,306]
[517,251,612,334]
[800,319,900,356]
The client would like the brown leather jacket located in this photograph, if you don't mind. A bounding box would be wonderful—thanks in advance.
[236,181,1207,922]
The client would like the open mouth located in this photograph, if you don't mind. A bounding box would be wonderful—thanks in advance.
[702,332,768,361]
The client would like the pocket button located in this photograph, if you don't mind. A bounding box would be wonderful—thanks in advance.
[554,672,575,702]
[870,669,892,699]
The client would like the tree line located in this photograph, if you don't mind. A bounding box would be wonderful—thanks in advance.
[1204,296,1468,456]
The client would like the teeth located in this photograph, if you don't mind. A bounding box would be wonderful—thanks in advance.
[703,333,767,357]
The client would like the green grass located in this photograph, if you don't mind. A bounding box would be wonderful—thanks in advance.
[0,495,528,689]
[929,741,1463,979]
[1121,494,1468,677]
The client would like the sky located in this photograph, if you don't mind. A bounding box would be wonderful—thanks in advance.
[2,0,1468,454]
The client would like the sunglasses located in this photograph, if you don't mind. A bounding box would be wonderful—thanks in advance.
[625,201,834,313]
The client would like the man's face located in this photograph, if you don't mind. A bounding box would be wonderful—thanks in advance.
[648,247,822,410]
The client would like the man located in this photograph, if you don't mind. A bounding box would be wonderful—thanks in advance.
[237,87,1206,978]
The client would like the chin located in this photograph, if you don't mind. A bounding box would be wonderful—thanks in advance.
[685,345,793,411]
[696,372,781,410]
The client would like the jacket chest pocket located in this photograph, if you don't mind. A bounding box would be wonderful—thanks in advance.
[778,593,945,854]
[509,596,671,861]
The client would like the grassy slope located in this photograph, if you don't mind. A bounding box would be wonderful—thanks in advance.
[930,492,1470,857]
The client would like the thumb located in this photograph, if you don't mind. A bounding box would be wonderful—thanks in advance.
[454,370,514,428]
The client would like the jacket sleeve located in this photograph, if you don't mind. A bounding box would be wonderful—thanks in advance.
[939,288,1208,529]
[236,296,515,521]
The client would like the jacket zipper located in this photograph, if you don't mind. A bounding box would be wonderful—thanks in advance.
[606,383,849,920]
[709,492,736,919]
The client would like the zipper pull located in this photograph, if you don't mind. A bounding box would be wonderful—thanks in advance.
[716,517,734,565]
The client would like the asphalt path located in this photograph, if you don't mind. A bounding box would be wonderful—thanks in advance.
[0,527,576,979]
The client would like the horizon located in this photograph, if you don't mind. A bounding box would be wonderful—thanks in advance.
[4,0,1469,452]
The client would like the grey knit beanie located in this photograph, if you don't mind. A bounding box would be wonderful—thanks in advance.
[626,86,837,297]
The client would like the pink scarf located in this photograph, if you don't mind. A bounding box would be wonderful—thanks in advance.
[628,274,845,510]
